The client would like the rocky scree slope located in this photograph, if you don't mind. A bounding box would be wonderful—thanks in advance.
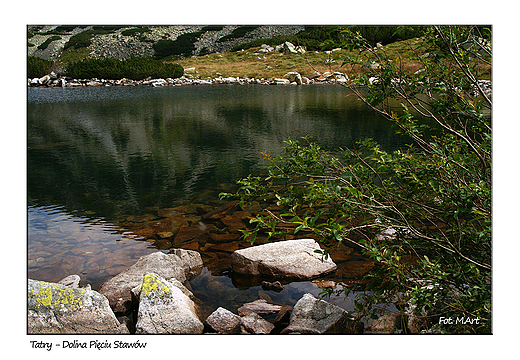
[28,25,305,61]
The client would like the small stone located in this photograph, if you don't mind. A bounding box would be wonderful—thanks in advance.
[240,312,275,334]
[311,279,336,289]
[281,293,363,334]
[57,274,81,288]
[205,307,241,334]
[157,231,174,239]
[237,299,283,316]
[371,312,404,333]
[261,280,284,292]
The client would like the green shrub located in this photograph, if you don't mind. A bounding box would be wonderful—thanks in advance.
[217,26,260,43]
[232,26,428,52]
[27,56,54,78]
[65,56,184,80]
[37,35,61,50]
[347,25,427,46]
[91,26,128,31]
[153,31,203,59]
[225,26,492,334]
[43,26,88,35]
[231,26,344,51]
[64,29,111,50]
[121,27,152,37]
[53,25,82,33]
[200,25,224,32]
[153,39,177,59]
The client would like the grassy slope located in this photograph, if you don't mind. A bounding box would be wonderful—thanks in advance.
[171,38,426,80]
[50,36,491,81]
[172,37,491,81]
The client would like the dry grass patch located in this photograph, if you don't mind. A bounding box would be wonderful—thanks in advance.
[172,47,357,79]
[168,38,491,81]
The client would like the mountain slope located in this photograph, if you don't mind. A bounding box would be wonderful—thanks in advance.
[27,25,305,62]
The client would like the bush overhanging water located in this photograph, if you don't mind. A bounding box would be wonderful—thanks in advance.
[222,25,492,334]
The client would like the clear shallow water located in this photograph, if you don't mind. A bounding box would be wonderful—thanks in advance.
[27,85,404,318]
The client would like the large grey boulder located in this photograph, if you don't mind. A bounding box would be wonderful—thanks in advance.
[230,239,337,280]
[135,273,203,334]
[99,250,201,314]
[28,279,128,334]
[282,41,305,55]
[281,293,363,334]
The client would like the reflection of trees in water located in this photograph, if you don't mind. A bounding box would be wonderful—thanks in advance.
[27,85,403,220]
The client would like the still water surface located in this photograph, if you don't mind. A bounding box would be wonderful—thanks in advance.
[28,85,405,317]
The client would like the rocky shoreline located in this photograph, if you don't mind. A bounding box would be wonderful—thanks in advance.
[28,243,365,335]
[28,70,349,88]
[28,236,432,334]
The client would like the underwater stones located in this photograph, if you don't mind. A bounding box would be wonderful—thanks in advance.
[261,280,285,292]
[203,200,239,219]
[370,312,404,334]
[311,279,337,289]
[337,260,376,278]
[28,279,128,334]
[209,232,241,242]
[230,239,337,280]
[135,273,203,334]
[130,217,174,238]
[220,215,246,232]
[281,293,363,334]
[237,299,285,317]
[240,312,275,334]
[173,226,207,244]
[201,241,240,253]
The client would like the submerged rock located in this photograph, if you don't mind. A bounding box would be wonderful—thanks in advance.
[237,299,284,317]
[28,279,128,334]
[240,311,275,334]
[370,312,405,334]
[135,273,203,334]
[261,280,284,292]
[230,239,337,280]
[281,293,363,334]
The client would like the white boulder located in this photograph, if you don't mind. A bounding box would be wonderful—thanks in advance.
[230,239,337,279]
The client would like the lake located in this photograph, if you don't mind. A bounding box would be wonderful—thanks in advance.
[27,84,405,319]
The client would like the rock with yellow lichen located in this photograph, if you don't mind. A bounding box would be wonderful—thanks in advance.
[99,250,202,314]
[28,279,129,334]
[135,273,203,334]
